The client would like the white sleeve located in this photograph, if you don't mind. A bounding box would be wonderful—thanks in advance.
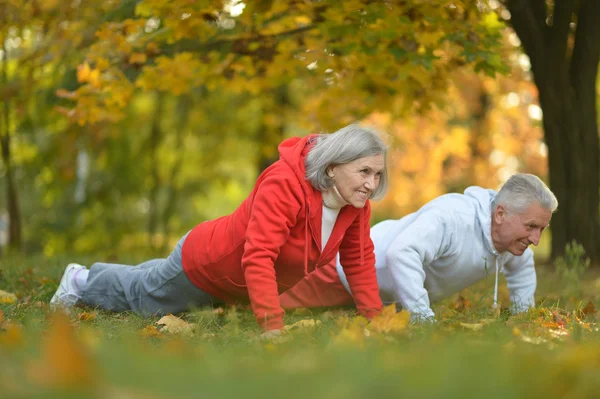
[385,210,450,321]
[503,248,536,313]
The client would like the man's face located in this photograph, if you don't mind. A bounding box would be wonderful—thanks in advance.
[492,202,552,256]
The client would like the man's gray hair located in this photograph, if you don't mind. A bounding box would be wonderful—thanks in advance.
[492,173,558,214]
[305,124,388,200]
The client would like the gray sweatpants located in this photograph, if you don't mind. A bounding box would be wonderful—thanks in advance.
[80,233,219,316]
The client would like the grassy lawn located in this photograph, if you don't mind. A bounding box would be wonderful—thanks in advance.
[1,254,599,399]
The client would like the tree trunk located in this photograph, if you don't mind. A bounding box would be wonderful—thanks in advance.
[147,94,164,249]
[506,0,600,263]
[0,46,21,251]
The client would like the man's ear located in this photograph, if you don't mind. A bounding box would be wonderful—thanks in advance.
[494,204,506,225]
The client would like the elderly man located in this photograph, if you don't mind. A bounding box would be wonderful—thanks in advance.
[279,173,558,321]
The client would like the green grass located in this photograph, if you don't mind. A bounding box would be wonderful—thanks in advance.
[1,255,599,399]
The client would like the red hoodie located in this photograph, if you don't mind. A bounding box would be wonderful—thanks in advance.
[181,135,382,331]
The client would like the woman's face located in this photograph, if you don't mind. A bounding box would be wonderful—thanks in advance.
[328,154,385,208]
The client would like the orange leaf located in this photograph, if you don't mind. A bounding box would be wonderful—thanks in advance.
[139,325,163,339]
[451,295,471,312]
[77,312,97,322]
[28,311,97,391]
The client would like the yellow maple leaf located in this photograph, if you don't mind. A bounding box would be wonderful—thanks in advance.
[331,316,369,348]
[368,304,410,334]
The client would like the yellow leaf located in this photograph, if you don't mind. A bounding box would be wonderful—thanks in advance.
[368,304,410,334]
[129,52,147,64]
[0,290,17,304]
[155,314,195,336]
[28,311,97,391]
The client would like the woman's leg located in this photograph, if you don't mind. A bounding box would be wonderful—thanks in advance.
[79,233,217,316]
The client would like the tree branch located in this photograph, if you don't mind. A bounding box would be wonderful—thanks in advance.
[505,0,549,83]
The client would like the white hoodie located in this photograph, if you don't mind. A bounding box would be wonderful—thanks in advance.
[336,186,537,320]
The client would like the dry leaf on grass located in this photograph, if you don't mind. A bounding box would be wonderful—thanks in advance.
[459,322,485,331]
[282,319,322,331]
[155,314,195,336]
[77,311,97,322]
[0,322,24,348]
[139,326,163,339]
[28,310,98,392]
[368,304,410,334]
[0,290,17,304]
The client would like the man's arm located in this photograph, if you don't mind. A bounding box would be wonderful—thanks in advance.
[385,209,451,321]
[503,248,536,313]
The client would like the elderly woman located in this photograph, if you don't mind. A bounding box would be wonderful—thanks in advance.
[51,124,387,334]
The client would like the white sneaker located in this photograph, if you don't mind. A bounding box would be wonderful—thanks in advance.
[50,263,86,309]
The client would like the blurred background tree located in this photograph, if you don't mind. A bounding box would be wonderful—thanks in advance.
[0,0,597,263]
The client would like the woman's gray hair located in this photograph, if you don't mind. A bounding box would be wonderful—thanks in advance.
[305,124,388,200]
[492,173,558,214]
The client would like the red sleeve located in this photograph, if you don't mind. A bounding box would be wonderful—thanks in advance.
[242,173,302,331]
[338,202,383,318]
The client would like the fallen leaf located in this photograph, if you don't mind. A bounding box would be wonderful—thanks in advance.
[139,326,163,339]
[0,322,24,348]
[331,316,369,348]
[0,290,17,304]
[368,304,410,334]
[155,314,194,336]
[213,307,225,315]
[282,319,322,331]
[452,295,471,312]
[460,322,485,331]
[28,310,97,391]
[77,312,97,322]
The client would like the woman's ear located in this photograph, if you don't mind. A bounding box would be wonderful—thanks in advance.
[326,167,334,178]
